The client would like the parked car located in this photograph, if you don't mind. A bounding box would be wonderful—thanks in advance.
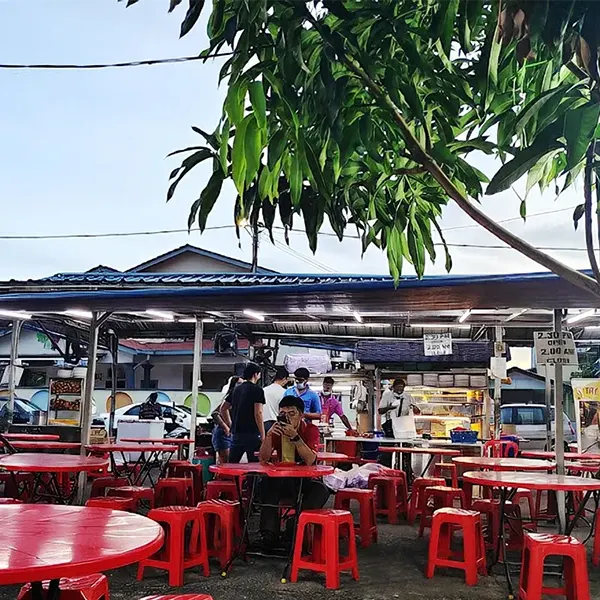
[0,396,42,425]
[500,403,576,450]
[98,401,192,435]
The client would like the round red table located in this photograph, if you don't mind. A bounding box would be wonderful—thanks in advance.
[2,433,60,441]
[120,437,194,459]
[0,454,108,504]
[379,446,461,474]
[316,452,349,463]
[5,441,81,452]
[521,450,600,461]
[452,456,556,471]
[86,443,177,487]
[0,504,163,585]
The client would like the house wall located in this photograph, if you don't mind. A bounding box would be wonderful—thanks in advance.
[139,253,250,274]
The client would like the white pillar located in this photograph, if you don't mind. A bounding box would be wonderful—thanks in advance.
[553,309,567,532]
[7,319,23,429]
[494,326,503,438]
[188,318,204,461]
[545,364,553,451]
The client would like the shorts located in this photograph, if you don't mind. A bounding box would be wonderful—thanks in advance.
[212,425,232,452]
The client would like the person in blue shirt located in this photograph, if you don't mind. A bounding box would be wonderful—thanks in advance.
[283,367,322,421]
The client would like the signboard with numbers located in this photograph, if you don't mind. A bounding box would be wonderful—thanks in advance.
[423,333,452,357]
[534,331,578,366]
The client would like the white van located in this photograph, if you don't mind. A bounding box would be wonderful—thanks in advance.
[500,403,576,450]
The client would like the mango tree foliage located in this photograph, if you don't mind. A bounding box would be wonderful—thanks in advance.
[123,0,600,295]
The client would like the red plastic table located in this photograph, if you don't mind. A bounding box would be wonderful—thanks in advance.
[463,470,600,595]
[521,450,600,461]
[452,456,556,471]
[2,433,60,441]
[209,462,334,577]
[2,441,81,453]
[0,504,163,592]
[379,446,461,474]
[86,443,177,487]
[316,452,349,463]
[0,453,108,504]
[120,437,194,459]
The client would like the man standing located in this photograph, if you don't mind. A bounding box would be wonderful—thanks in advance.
[262,366,289,434]
[283,367,321,421]
[258,395,329,545]
[319,376,353,430]
[220,363,265,463]
[139,392,163,420]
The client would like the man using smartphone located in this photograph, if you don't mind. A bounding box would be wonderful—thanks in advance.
[258,396,329,546]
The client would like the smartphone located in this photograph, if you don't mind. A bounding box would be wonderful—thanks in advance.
[277,414,289,424]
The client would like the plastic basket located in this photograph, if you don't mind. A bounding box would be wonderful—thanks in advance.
[450,429,478,444]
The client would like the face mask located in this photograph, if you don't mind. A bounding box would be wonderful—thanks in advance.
[296,382,306,391]
[322,390,331,396]
[394,391,404,398]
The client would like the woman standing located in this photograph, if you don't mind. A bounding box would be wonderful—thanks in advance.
[211,375,240,464]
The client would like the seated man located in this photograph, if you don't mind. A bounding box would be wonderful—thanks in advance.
[258,395,330,545]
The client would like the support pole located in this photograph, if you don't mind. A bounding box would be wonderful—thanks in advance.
[108,331,119,437]
[78,312,101,504]
[7,320,23,430]
[365,373,375,431]
[554,309,567,532]
[545,364,553,452]
[251,222,259,273]
[188,317,204,461]
[374,368,382,431]
[494,326,503,438]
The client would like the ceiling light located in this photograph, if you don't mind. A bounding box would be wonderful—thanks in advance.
[0,310,32,320]
[411,323,470,329]
[243,309,265,321]
[64,309,93,319]
[145,310,175,321]
[202,318,215,323]
[566,309,596,324]
[458,309,472,323]
[177,318,196,323]
[505,309,528,322]
[353,311,363,323]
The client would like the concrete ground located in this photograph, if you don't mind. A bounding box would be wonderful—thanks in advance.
[2,518,598,600]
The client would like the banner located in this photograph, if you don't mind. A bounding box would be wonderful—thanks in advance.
[572,378,600,453]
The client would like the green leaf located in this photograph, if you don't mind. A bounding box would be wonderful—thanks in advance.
[268,130,286,171]
[386,226,404,282]
[432,219,452,272]
[231,117,250,194]
[244,116,263,185]
[407,220,425,278]
[169,0,183,13]
[218,119,230,174]
[565,103,600,171]
[248,81,267,130]
[166,146,205,158]
[433,0,459,57]
[166,148,213,201]
[487,140,563,195]
[180,0,205,38]
[484,28,501,110]
[457,0,472,53]
[224,79,247,126]
[519,200,527,221]
[573,204,585,230]
[194,168,225,231]
[289,153,303,207]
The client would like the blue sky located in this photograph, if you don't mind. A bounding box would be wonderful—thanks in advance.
[0,0,590,280]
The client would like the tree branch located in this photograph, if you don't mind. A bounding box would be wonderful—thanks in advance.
[303,9,600,298]
[584,145,600,284]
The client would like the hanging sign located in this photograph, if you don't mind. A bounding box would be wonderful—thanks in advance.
[533,331,578,366]
[423,333,452,356]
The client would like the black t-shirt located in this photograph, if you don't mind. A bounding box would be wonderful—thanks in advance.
[230,381,265,435]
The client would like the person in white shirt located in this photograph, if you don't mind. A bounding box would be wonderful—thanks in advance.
[378,378,419,437]
[262,367,289,433]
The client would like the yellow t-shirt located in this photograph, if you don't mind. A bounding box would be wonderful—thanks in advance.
[281,435,296,462]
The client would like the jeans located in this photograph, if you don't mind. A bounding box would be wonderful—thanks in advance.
[229,432,261,463]
[259,477,330,536]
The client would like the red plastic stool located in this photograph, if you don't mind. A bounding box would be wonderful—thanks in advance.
[205,480,237,502]
[426,508,486,586]
[519,532,590,600]
[139,596,213,600]
[534,489,557,521]
[85,497,135,511]
[168,462,204,504]
[512,488,537,526]
[290,509,359,589]
[197,499,239,570]
[17,575,109,600]
[138,506,209,586]
[408,477,446,523]
[90,477,129,498]
[0,498,22,504]
[368,470,409,524]
[334,488,378,548]
[418,486,465,537]
[155,478,194,507]
[433,463,459,488]
[107,486,155,510]
[592,507,600,566]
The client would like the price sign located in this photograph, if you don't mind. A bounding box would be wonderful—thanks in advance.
[424,333,452,357]
[534,331,578,366]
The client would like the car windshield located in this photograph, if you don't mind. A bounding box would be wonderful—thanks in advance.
[501,406,546,425]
